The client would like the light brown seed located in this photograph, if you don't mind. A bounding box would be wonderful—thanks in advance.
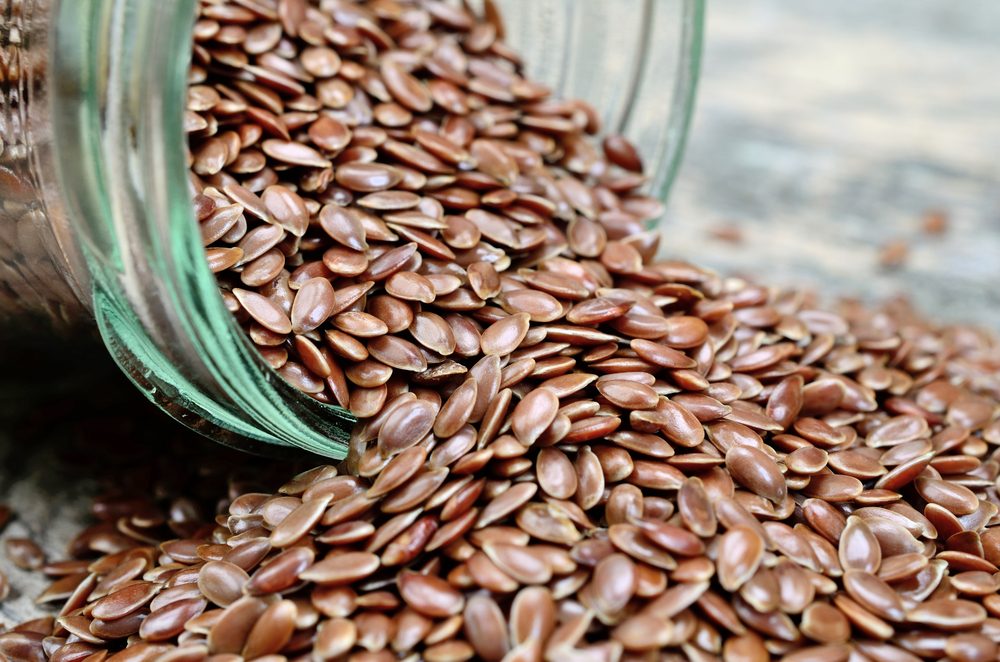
[207,596,267,653]
[678,478,718,538]
[721,633,770,661]
[314,618,357,659]
[381,61,433,112]
[206,246,244,273]
[654,399,705,447]
[603,134,643,172]
[945,633,998,662]
[914,477,979,515]
[800,474,864,502]
[363,243,420,283]
[367,447,427,501]
[510,387,560,446]
[241,599,296,659]
[497,289,564,323]
[483,543,552,585]
[386,271,436,304]
[379,467,449,513]
[397,571,465,617]
[574,446,606,511]
[308,115,352,152]
[300,46,341,77]
[5,538,44,570]
[470,140,518,184]
[717,526,765,591]
[536,448,578,499]
[141,597,208,642]
[261,185,309,236]
[515,504,581,546]
[842,570,905,621]
[381,515,438,566]
[606,524,676,571]
[233,289,292,334]
[480,313,531,356]
[335,162,403,192]
[877,552,928,583]
[290,277,336,334]
[828,449,886,480]
[785,446,829,474]
[635,519,705,556]
[198,561,250,608]
[269,494,330,547]
[591,553,637,620]
[725,446,787,505]
[318,205,368,251]
[299,552,380,586]
[89,581,158,620]
[463,594,509,661]
[239,249,285,287]
[368,335,427,372]
[630,338,698,369]
[246,546,314,595]
[906,599,987,630]
[800,602,851,644]
[565,297,631,325]
[430,379,476,439]
[596,380,659,410]
[839,516,881,574]
[378,398,437,455]
[262,139,331,168]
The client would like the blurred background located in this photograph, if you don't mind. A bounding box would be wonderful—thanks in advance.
[666,0,1000,328]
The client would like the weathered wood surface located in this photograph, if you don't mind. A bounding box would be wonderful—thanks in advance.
[666,0,1000,329]
[4,0,1000,625]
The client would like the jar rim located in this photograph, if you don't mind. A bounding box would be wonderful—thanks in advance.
[49,0,354,457]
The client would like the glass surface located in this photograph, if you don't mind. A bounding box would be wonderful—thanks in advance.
[0,0,90,328]
[486,0,704,202]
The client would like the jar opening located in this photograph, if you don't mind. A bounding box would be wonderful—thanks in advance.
[42,0,703,459]
[49,0,354,457]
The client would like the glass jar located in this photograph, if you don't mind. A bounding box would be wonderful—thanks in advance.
[0,0,704,458]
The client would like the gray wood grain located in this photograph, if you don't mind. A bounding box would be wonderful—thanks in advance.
[666,0,1000,329]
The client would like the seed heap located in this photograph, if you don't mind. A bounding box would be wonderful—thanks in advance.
[186,0,664,408]
[2,0,1000,660]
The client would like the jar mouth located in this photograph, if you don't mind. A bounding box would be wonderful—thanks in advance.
[48,0,353,457]
[47,0,702,459]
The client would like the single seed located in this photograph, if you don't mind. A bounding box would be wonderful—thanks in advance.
[480,313,531,356]
[725,446,787,504]
[717,526,765,591]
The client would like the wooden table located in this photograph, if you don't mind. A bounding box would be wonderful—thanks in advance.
[666,0,1000,329]
[4,0,1000,626]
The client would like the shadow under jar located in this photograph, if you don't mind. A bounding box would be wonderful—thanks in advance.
[0,0,704,458]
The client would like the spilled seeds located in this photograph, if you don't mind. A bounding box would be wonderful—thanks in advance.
[2,0,1000,661]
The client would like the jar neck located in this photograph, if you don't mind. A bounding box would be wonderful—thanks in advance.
[49,0,353,457]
